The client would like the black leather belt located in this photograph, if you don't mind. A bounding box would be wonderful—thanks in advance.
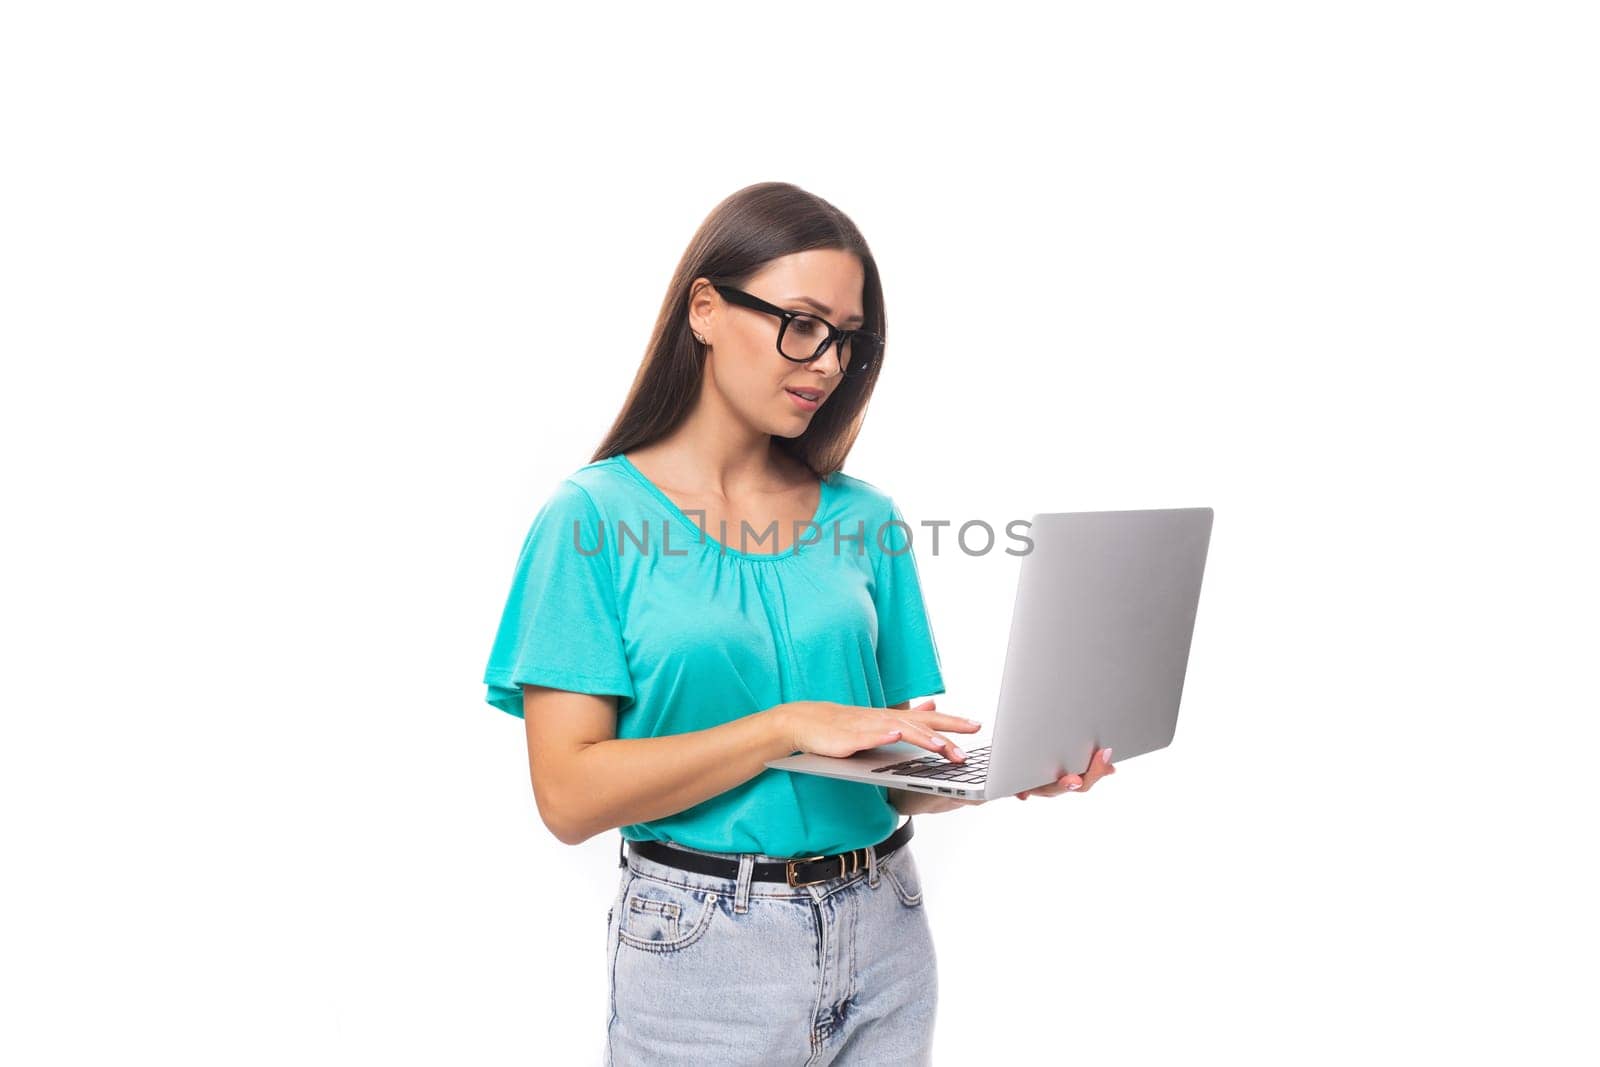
[624,817,914,888]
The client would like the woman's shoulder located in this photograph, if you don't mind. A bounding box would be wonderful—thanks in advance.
[540,455,636,512]
[825,467,895,515]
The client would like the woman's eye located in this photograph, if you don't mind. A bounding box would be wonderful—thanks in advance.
[791,315,823,335]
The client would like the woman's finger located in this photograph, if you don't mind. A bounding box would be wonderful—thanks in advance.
[888,717,969,762]
[897,705,984,733]
[914,714,983,733]
[1068,749,1114,790]
[1019,773,1085,799]
[1051,749,1117,792]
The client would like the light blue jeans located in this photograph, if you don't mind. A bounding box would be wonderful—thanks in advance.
[603,828,939,1065]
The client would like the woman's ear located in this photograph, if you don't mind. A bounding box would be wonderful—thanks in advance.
[687,277,717,347]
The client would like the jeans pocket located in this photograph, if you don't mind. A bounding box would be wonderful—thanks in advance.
[616,873,720,953]
[881,847,925,908]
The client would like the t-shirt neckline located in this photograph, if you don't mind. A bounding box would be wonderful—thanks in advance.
[611,453,831,562]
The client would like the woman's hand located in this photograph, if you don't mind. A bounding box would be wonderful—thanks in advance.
[889,701,1117,803]
[777,697,982,761]
[885,699,990,815]
[1015,747,1116,800]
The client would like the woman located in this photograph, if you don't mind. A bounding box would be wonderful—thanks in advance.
[482,181,1114,1065]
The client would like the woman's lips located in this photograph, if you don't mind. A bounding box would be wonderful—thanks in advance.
[785,388,820,411]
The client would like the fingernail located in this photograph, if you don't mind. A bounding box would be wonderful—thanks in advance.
[952,746,967,760]
[1068,782,1081,790]
[964,718,981,726]
[1103,748,1113,762]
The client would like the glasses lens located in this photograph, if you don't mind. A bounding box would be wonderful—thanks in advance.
[843,333,881,377]
[779,315,880,377]
[779,314,832,362]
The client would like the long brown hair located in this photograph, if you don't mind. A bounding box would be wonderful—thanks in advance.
[590,181,887,479]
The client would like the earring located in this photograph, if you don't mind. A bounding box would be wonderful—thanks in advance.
[693,333,706,344]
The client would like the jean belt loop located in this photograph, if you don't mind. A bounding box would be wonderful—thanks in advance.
[734,853,755,914]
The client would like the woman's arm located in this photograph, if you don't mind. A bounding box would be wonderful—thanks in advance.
[524,685,798,846]
[891,789,969,815]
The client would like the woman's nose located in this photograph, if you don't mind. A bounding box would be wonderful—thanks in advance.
[811,341,845,378]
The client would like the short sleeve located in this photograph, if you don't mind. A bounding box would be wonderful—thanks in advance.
[872,499,947,707]
[483,480,635,719]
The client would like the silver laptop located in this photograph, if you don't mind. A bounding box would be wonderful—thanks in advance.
[765,508,1214,800]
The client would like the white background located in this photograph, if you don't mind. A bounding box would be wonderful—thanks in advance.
[4,2,1596,1064]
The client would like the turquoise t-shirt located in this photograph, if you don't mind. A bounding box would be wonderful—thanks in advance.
[482,452,946,857]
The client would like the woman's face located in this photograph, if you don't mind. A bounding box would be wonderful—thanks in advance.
[691,249,866,439]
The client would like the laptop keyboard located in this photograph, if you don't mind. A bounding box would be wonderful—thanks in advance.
[870,744,991,784]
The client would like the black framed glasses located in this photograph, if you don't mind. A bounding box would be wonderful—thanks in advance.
[711,284,882,378]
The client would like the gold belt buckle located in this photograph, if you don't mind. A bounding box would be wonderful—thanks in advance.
[785,848,862,887]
